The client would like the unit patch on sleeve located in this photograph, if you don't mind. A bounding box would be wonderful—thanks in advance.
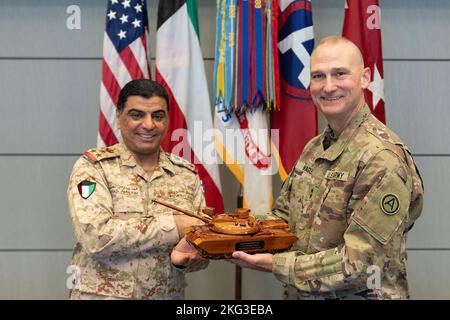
[381,194,400,215]
[78,180,96,199]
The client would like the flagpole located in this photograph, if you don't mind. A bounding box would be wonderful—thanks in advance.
[235,183,243,300]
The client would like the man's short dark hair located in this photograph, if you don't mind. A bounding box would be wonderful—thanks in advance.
[117,79,170,112]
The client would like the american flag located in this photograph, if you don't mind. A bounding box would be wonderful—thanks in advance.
[98,0,151,147]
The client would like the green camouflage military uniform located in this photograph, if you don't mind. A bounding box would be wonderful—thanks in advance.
[271,105,424,299]
[68,142,208,299]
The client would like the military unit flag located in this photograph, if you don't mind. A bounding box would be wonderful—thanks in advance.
[343,0,386,123]
[271,0,317,181]
[214,0,279,215]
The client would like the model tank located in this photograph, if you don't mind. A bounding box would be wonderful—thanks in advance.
[152,198,298,259]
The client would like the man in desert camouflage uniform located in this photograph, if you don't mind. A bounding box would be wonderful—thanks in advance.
[229,37,424,299]
[68,79,208,299]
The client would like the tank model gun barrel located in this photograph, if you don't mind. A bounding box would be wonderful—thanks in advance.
[152,198,212,223]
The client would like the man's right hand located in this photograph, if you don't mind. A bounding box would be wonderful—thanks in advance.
[171,237,205,267]
[174,215,204,238]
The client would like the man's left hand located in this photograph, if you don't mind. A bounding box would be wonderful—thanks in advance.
[227,251,273,272]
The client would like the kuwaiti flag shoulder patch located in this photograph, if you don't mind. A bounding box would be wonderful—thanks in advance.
[77,180,96,199]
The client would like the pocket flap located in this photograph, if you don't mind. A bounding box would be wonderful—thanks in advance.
[351,171,410,245]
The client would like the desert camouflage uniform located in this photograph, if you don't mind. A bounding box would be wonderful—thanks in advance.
[271,105,424,300]
[67,142,208,299]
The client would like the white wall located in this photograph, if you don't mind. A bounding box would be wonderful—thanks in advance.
[0,0,447,299]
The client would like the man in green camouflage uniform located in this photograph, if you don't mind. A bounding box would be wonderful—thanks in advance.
[68,79,208,299]
[229,37,424,299]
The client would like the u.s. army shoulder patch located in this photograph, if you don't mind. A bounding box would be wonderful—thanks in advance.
[78,180,96,199]
[381,194,400,215]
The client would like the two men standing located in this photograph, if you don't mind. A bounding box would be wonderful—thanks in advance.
[68,37,423,300]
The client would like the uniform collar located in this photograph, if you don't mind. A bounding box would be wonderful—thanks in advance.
[118,143,176,177]
[318,104,371,161]
[117,142,137,167]
[157,149,177,175]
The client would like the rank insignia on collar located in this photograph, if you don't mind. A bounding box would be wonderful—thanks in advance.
[78,180,96,199]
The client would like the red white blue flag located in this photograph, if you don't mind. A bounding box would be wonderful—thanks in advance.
[98,0,151,147]
[271,0,317,180]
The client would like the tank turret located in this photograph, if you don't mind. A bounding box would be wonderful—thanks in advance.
[152,198,297,259]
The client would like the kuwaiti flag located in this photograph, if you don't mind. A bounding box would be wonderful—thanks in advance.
[77,180,96,199]
[155,0,224,212]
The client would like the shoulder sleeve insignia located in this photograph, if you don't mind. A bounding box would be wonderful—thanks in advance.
[77,180,96,199]
[381,193,400,215]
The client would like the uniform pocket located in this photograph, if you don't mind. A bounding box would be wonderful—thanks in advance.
[313,179,355,248]
[320,178,355,215]
[351,171,410,245]
[112,197,146,220]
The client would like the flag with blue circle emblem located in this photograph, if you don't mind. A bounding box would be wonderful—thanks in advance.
[271,0,317,181]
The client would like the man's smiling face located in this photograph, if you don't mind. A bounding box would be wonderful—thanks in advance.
[116,95,169,158]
